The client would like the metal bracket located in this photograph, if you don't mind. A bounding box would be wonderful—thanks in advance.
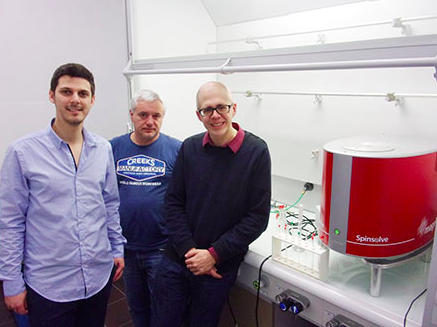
[385,93,403,106]
[391,18,411,36]
[317,34,326,44]
[220,58,233,75]
[311,149,320,160]
[123,58,133,78]
[126,122,133,133]
[245,37,263,49]
[245,90,262,101]
[313,94,322,105]
[434,65,437,83]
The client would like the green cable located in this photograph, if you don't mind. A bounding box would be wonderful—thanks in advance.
[270,189,306,213]
[289,190,306,208]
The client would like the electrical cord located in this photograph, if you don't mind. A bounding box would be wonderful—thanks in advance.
[289,189,306,208]
[403,288,427,327]
[255,245,292,327]
[270,182,313,214]
[255,254,272,327]
[289,182,313,208]
[227,294,239,327]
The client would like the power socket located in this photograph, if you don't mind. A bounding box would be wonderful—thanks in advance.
[304,182,314,191]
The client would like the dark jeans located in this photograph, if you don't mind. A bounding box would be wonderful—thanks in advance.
[124,248,164,327]
[26,271,113,327]
[151,255,238,327]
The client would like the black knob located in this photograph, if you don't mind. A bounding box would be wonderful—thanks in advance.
[279,298,294,312]
[291,302,304,314]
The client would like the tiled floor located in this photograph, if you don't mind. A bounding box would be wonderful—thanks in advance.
[105,279,133,327]
[0,280,256,327]
[0,280,133,327]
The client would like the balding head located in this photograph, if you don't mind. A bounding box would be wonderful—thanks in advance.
[195,81,237,146]
[196,81,232,109]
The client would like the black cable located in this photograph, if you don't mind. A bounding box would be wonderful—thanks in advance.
[255,254,272,327]
[285,213,317,240]
[227,294,238,327]
[403,288,427,327]
[255,245,292,327]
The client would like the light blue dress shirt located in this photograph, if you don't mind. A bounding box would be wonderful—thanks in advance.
[0,122,126,302]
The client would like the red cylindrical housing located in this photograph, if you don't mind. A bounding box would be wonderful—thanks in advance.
[320,136,437,258]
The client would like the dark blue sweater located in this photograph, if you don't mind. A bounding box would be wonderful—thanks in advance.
[164,131,271,272]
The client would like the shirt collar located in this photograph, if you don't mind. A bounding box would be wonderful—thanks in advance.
[202,122,245,153]
[48,118,96,149]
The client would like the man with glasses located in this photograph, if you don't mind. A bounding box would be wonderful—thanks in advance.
[151,81,271,327]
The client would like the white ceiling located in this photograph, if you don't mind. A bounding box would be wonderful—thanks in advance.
[200,0,373,26]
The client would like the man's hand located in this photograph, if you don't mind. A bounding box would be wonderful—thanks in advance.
[185,248,222,279]
[5,291,28,315]
[113,257,125,282]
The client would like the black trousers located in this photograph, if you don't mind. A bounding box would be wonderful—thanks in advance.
[26,274,113,327]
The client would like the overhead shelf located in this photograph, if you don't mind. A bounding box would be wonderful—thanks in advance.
[124,34,437,77]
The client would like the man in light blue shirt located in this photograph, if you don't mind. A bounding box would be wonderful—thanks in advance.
[0,63,126,327]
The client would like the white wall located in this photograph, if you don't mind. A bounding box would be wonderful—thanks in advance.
[131,0,217,141]
[0,0,129,164]
[130,0,437,209]
[215,0,437,52]
[132,0,216,60]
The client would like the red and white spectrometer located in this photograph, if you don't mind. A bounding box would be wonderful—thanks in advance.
[320,135,437,258]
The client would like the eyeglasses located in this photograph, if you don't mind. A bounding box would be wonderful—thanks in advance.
[197,104,233,117]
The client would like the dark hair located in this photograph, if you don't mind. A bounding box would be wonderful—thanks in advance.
[50,63,95,96]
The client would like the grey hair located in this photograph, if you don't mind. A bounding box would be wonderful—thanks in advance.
[131,89,166,113]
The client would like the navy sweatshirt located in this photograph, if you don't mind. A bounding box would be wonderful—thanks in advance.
[110,133,181,251]
[164,131,271,272]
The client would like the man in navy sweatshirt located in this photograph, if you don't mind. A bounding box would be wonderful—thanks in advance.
[151,81,271,327]
[110,90,181,327]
